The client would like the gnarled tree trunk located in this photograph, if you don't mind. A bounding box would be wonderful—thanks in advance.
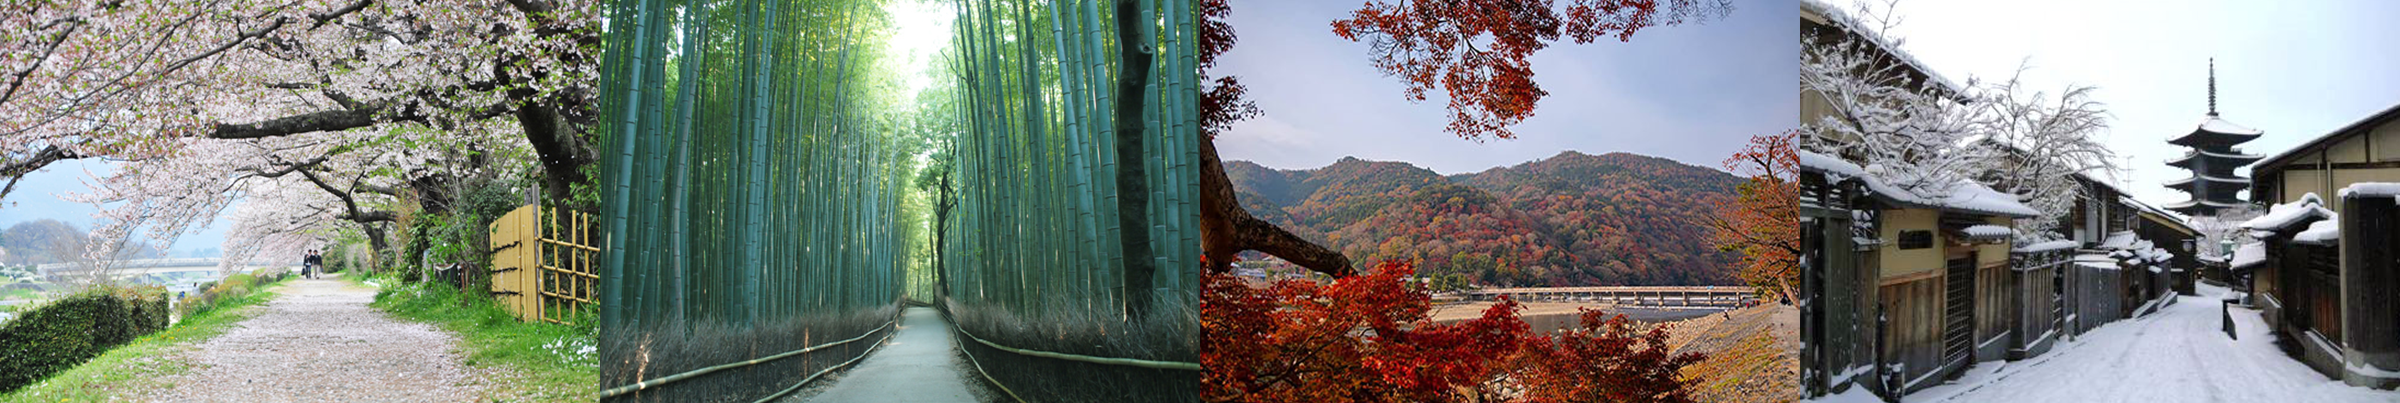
[1199,137,1353,277]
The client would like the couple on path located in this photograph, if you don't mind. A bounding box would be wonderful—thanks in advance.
[301,249,325,279]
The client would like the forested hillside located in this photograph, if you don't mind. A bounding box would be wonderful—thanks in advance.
[1227,151,1742,287]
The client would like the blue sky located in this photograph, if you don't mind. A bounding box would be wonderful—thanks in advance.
[0,159,231,256]
[1214,0,1798,175]
[1876,0,2400,207]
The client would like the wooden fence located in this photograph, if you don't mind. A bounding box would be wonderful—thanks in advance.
[2007,248,2067,359]
[491,204,601,324]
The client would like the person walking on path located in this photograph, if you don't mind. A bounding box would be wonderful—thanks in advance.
[303,249,322,279]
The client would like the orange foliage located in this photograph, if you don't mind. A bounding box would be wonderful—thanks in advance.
[1227,152,1744,287]
[1331,0,1730,140]
[1203,261,1705,403]
[1706,131,1799,302]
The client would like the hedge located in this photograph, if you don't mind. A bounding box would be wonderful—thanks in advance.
[0,286,170,393]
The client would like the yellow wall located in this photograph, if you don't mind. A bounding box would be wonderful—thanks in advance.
[1977,216,2011,268]
[2328,134,2370,163]
[2281,168,2326,205]
[1879,209,1942,280]
[2267,114,2400,214]
[2375,120,2400,162]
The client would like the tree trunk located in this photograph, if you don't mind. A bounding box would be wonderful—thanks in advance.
[515,100,596,208]
[1199,137,1354,277]
[1114,0,1158,319]
[934,176,955,303]
[364,223,392,273]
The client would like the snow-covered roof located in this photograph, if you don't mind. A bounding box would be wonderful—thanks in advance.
[1960,225,2012,241]
[2166,148,2264,165]
[2230,242,2267,269]
[2340,182,2400,199]
[2164,199,2248,209]
[2119,196,2195,233]
[2142,247,2173,263]
[1799,150,1867,178]
[2099,231,2140,249]
[1799,150,2042,217]
[1798,0,1964,93]
[2164,174,2253,187]
[2015,240,2081,253]
[2242,193,2334,231]
[2075,253,2121,270]
[2170,116,2265,146]
[1936,182,2043,217]
[2255,102,2400,171]
[2295,220,2340,246]
[2199,117,2264,135]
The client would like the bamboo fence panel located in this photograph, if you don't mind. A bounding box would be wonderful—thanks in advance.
[489,204,601,325]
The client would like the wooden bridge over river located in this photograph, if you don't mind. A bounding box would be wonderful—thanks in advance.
[1459,286,1758,307]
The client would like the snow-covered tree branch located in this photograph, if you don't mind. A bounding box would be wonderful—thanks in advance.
[1968,68,2117,238]
[1802,1,2117,239]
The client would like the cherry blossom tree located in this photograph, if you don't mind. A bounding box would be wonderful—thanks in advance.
[0,0,600,205]
[2,1,593,269]
[69,119,531,271]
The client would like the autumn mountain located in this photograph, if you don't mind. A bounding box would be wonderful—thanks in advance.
[1226,151,1743,287]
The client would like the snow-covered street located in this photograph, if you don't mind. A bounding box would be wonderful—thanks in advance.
[1813,283,2400,403]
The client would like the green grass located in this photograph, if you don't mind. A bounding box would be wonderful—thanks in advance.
[362,273,597,402]
[0,287,42,302]
[0,279,284,402]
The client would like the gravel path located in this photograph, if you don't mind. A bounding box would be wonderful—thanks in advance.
[148,276,498,402]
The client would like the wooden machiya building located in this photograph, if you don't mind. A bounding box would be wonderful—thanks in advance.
[1800,151,2041,397]
[1799,2,2214,398]
[2124,199,2201,296]
[1799,1,2053,397]
[2240,101,2400,389]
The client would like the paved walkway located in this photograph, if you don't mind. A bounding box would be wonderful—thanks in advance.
[788,307,983,402]
[1883,283,2400,403]
[149,275,498,402]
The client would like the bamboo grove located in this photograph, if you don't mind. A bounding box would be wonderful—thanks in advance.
[594,0,916,399]
[592,0,1199,399]
[598,0,911,330]
[933,0,1203,396]
[939,0,1200,324]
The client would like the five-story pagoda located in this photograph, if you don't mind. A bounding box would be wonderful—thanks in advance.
[2165,59,2262,216]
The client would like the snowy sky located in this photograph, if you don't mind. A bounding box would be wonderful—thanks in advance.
[1869,0,2400,207]
[1214,0,1797,175]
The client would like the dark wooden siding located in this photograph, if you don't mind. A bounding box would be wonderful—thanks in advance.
[1974,259,2012,361]
[1881,274,1946,391]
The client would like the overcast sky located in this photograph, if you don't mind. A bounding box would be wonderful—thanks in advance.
[1215,0,1797,175]
[0,159,232,256]
[1872,0,2400,207]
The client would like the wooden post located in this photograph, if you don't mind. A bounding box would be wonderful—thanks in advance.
[2340,191,2400,388]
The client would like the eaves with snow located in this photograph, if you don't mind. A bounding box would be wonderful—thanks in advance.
[2242,193,2334,231]
[1801,150,2042,218]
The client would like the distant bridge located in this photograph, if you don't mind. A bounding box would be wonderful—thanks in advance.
[1459,286,1758,307]
[35,258,290,279]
